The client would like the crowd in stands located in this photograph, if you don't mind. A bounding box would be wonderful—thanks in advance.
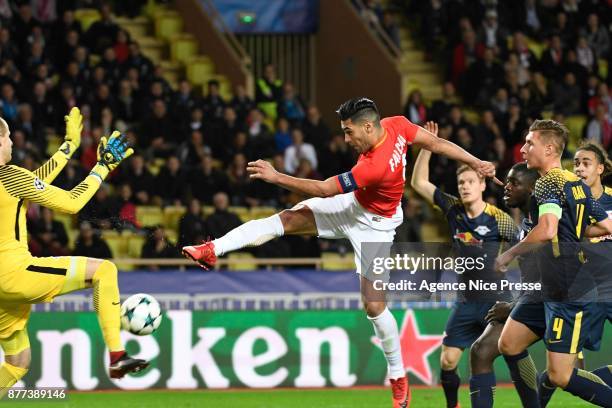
[4,0,612,262]
[397,0,611,209]
[0,1,343,261]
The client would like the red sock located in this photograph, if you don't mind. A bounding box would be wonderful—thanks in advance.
[110,350,126,364]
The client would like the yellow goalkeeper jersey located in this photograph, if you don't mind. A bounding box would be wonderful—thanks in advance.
[0,150,102,255]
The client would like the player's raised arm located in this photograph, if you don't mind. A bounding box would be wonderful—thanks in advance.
[413,122,502,185]
[410,121,437,205]
[247,159,341,198]
[33,107,82,184]
[0,131,133,214]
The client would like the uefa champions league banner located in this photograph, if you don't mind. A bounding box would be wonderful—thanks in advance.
[12,310,612,390]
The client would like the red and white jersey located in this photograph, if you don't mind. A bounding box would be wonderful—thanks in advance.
[335,116,418,217]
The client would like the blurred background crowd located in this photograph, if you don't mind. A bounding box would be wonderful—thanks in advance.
[1,0,611,264]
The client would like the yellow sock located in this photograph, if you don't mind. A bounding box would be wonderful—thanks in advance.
[0,362,28,398]
[93,260,123,352]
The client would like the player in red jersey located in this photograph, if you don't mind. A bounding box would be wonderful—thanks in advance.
[183,97,499,407]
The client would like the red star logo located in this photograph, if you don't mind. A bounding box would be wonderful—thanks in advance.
[371,309,444,385]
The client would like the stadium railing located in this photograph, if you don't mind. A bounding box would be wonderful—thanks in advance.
[111,257,353,270]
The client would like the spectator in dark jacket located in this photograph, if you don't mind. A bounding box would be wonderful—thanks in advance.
[178,198,208,247]
[188,154,228,204]
[206,192,242,239]
[230,84,255,123]
[85,4,119,54]
[73,222,113,258]
[302,105,331,150]
[154,155,188,206]
[552,72,582,115]
[141,225,177,269]
[117,154,156,205]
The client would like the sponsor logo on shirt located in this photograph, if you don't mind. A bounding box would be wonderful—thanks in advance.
[473,225,491,236]
[453,230,483,245]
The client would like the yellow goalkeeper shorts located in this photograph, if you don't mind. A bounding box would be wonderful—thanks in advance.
[0,255,89,339]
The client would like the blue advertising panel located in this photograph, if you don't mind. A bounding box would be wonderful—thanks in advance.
[209,0,318,33]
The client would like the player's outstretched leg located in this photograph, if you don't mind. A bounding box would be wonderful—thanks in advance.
[0,330,30,398]
[439,346,462,408]
[498,317,540,408]
[361,276,408,408]
[83,259,149,378]
[547,351,612,407]
[469,323,503,408]
[182,208,316,268]
[592,366,612,387]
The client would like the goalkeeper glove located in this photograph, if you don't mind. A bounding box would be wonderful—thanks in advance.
[58,107,82,157]
[90,131,134,181]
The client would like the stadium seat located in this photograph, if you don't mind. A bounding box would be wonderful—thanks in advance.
[526,38,544,59]
[321,252,355,271]
[170,34,198,63]
[599,59,608,80]
[186,56,215,86]
[565,115,587,153]
[155,11,183,41]
[102,231,127,259]
[165,229,178,245]
[45,135,62,157]
[212,75,233,100]
[420,221,446,242]
[115,15,150,38]
[53,213,74,234]
[202,206,215,217]
[136,206,164,227]
[74,9,100,31]
[163,206,186,230]
[250,206,277,219]
[127,234,146,258]
[143,0,168,19]
[227,252,257,271]
[138,36,165,63]
[228,206,249,222]
[66,228,78,250]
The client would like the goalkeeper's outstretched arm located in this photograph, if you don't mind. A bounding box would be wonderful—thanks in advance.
[0,130,132,214]
[0,164,105,214]
[33,107,84,184]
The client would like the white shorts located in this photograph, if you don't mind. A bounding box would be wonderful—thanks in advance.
[299,192,402,276]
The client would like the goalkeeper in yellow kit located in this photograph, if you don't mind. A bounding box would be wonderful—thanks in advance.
[0,108,148,393]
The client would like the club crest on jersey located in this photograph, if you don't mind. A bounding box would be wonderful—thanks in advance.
[473,225,491,235]
[388,135,407,172]
[33,177,45,191]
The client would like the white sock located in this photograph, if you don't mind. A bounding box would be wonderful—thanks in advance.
[368,307,405,379]
[212,214,285,256]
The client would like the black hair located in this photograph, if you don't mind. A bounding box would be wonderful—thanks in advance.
[576,141,612,177]
[336,97,380,125]
[510,162,539,188]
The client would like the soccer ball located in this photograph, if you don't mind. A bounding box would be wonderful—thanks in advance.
[120,293,162,335]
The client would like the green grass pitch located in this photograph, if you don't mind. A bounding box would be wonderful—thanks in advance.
[9,386,590,407]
